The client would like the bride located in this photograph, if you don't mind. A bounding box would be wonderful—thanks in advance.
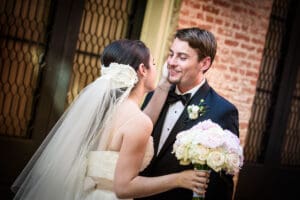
[12,39,209,200]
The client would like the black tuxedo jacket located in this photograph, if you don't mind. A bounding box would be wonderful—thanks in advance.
[136,81,239,200]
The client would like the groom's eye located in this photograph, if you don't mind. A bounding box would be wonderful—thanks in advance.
[178,53,188,61]
[180,56,187,61]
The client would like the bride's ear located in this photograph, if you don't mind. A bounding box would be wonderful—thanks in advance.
[137,63,147,77]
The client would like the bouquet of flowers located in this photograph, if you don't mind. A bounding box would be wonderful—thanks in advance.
[172,119,243,200]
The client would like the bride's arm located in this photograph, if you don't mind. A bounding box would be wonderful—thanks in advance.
[143,62,171,124]
[142,80,170,124]
[113,114,209,199]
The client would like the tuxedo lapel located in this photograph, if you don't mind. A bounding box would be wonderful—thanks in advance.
[157,82,211,158]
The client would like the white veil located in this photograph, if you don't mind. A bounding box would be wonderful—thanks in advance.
[11,63,138,200]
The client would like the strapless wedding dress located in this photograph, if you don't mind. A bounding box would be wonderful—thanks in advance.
[84,136,154,200]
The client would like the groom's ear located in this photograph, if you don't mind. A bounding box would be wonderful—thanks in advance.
[199,56,212,73]
[137,63,147,77]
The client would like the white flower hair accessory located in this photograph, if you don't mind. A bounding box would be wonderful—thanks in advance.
[101,62,138,88]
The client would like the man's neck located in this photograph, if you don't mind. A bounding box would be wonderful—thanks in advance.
[176,78,206,95]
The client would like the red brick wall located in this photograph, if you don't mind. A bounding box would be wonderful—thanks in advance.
[177,0,274,145]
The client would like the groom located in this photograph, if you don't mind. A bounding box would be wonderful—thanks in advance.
[138,27,239,200]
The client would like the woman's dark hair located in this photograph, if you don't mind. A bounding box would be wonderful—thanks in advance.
[101,39,150,71]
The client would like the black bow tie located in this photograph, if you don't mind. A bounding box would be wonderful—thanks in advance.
[166,91,191,105]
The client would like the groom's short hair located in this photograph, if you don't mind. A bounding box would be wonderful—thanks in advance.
[175,27,217,65]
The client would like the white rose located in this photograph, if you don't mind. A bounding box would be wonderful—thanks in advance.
[190,144,209,165]
[189,112,198,120]
[194,127,225,148]
[174,144,191,165]
[187,105,199,119]
[225,153,241,174]
[223,130,241,153]
[207,151,225,172]
[173,144,185,159]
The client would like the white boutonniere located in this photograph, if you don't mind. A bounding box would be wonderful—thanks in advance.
[187,99,208,120]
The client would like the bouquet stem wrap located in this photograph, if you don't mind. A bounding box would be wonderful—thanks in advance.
[193,164,210,200]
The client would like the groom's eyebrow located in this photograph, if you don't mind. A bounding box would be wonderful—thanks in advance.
[178,52,189,57]
[169,49,189,57]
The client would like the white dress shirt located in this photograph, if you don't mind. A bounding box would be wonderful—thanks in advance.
[157,79,206,153]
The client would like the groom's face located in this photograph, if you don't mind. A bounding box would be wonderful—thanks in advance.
[167,38,204,93]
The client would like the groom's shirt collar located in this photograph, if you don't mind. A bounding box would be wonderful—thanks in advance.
[157,78,207,154]
[175,78,206,97]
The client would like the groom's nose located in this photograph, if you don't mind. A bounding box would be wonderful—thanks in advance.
[167,56,178,67]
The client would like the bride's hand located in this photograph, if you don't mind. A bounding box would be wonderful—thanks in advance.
[157,61,171,91]
[161,61,169,82]
[176,170,210,195]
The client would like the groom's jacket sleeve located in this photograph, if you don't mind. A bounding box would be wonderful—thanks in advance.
[222,106,239,136]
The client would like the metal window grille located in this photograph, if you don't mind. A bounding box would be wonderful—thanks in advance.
[281,68,300,166]
[243,0,290,163]
[66,0,134,105]
[0,0,52,137]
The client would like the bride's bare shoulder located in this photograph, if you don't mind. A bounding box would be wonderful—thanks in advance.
[118,102,153,135]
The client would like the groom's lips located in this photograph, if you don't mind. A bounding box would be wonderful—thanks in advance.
[169,69,181,77]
